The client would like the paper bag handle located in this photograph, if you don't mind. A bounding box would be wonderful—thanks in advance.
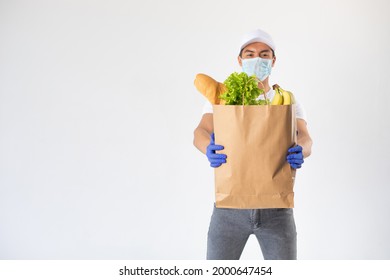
[242,78,269,105]
[256,79,268,104]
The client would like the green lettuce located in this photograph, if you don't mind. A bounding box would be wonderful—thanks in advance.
[219,72,269,105]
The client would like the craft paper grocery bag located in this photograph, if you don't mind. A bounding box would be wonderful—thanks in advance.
[213,105,297,209]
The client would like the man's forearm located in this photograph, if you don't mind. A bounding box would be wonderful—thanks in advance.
[193,128,211,154]
[297,136,312,158]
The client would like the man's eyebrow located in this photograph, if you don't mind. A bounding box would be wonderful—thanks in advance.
[244,49,271,53]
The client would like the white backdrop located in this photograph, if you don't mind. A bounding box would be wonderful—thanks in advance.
[1,0,389,260]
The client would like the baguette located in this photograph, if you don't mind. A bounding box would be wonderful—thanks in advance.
[194,73,226,105]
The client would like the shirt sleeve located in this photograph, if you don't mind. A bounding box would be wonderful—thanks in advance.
[202,101,213,115]
[294,100,307,122]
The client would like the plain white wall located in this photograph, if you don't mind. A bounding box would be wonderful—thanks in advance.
[1,0,389,259]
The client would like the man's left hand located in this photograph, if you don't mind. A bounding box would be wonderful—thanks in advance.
[287,145,304,169]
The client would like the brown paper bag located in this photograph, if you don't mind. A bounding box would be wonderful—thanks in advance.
[213,104,297,209]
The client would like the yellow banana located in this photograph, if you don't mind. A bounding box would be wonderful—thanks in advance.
[280,88,291,105]
[271,87,283,105]
[287,91,295,104]
[272,84,295,105]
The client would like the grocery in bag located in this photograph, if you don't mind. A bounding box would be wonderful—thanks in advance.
[194,73,297,209]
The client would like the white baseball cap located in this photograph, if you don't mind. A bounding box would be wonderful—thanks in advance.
[239,29,276,55]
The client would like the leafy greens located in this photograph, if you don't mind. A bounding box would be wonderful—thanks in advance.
[219,72,269,105]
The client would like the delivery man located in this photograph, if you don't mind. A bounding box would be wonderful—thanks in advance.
[193,29,313,260]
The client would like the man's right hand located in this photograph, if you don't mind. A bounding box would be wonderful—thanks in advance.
[206,133,227,168]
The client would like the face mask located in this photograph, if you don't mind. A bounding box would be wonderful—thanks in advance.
[241,57,273,81]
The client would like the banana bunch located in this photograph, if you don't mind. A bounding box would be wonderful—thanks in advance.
[271,84,295,105]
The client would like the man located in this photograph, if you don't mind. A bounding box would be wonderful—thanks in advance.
[193,29,313,260]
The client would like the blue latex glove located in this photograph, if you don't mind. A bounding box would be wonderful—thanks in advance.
[206,133,227,168]
[287,145,304,169]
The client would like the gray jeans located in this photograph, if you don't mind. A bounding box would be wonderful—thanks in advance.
[207,205,297,260]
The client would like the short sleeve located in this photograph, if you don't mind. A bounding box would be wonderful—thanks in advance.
[202,101,213,115]
[294,100,307,122]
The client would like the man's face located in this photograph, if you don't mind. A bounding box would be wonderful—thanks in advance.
[238,42,276,67]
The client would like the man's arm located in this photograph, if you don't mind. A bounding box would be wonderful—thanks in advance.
[296,119,313,158]
[193,113,214,154]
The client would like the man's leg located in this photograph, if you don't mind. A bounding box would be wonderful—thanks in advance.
[207,205,252,260]
[253,208,297,260]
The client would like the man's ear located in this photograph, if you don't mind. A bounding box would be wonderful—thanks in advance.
[272,56,276,67]
[238,56,242,67]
